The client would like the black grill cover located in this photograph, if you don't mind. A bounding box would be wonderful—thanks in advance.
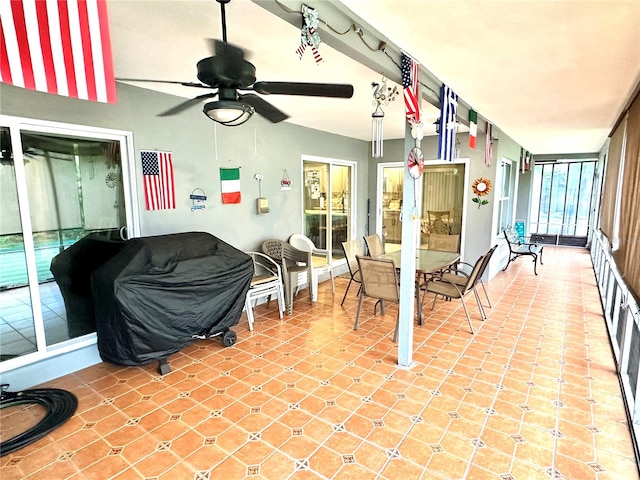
[50,232,126,338]
[91,232,252,366]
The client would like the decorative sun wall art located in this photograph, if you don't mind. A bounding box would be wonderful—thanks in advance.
[472,177,492,208]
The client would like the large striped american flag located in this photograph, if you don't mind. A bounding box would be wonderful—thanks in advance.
[438,83,458,162]
[0,0,116,103]
[401,53,420,126]
[141,151,175,211]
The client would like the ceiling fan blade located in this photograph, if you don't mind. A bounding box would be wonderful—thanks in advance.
[210,38,246,60]
[252,81,354,98]
[158,92,218,117]
[240,94,289,123]
[117,78,212,89]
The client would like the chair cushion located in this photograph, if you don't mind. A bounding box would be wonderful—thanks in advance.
[515,244,542,254]
[251,273,279,287]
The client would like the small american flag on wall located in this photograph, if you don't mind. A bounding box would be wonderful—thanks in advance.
[141,150,175,211]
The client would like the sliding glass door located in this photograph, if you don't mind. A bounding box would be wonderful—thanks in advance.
[380,165,404,248]
[302,157,355,259]
[376,160,467,254]
[0,118,136,366]
[421,162,466,251]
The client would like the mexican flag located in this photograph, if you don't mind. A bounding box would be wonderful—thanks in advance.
[468,109,478,149]
[220,167,241,204]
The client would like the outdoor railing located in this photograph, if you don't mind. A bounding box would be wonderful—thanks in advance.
[591,231,640,458]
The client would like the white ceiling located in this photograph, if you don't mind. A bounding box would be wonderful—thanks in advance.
[108,0,640,155]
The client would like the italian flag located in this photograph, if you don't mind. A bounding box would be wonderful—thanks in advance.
[220,167,241,204]
[468,109,478,149]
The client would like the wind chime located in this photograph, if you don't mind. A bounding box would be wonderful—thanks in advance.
[371,78,399,158]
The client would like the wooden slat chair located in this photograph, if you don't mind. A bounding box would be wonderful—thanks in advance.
[503,225,544,275]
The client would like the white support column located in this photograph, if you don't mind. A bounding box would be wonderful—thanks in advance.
[397,129,418,368]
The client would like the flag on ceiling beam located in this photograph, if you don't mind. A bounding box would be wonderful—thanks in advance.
[220,167,241,204]
[468,109,478,149]
[521,148,533,173]
[438,83,458,162]
[0,0,116,103]
[141,150,175,211]
[401,52,420,127]
[485,122,493,166]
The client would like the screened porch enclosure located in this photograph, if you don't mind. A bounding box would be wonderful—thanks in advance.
[528,160,597,246]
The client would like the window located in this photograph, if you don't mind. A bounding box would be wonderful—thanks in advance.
[529,160,597,244]
[495,159,514,235]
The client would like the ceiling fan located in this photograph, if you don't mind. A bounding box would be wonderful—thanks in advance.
[118,0,354,126]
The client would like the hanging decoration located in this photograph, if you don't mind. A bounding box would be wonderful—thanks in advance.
[472,177,492,208]
[297,4,323,64]
[189,188,207,211]
[438,83,459,162]
[485,122,494,166]
[281,170,292,190]
[401,52,421,128]
[407,147,424,179]
[105,172,118,188]
[103,142,120,169]
[520,148,534,173]
[370,77,399,158]
[407,147,424,220]
[254,173,270,214]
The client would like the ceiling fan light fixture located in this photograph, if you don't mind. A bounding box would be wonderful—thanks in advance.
[203,100,254,126]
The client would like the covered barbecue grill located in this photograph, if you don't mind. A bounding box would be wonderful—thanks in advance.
[90,232,252,372]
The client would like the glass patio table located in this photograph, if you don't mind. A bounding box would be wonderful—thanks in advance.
[379,249,460,325]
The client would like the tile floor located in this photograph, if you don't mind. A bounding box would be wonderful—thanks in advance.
[1,246,638,479]
[0,281,70,359]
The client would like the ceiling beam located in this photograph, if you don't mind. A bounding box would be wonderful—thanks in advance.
[252,0,479,129]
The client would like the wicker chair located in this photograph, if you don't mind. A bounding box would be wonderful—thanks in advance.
[261,239,312,315]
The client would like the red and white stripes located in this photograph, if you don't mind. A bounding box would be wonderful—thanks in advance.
[0,0,116,103]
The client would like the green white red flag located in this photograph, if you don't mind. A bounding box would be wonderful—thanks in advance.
[220,167,241,204]
[468,110,478,149]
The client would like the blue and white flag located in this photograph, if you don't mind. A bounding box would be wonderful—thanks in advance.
[438,84,458,162]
